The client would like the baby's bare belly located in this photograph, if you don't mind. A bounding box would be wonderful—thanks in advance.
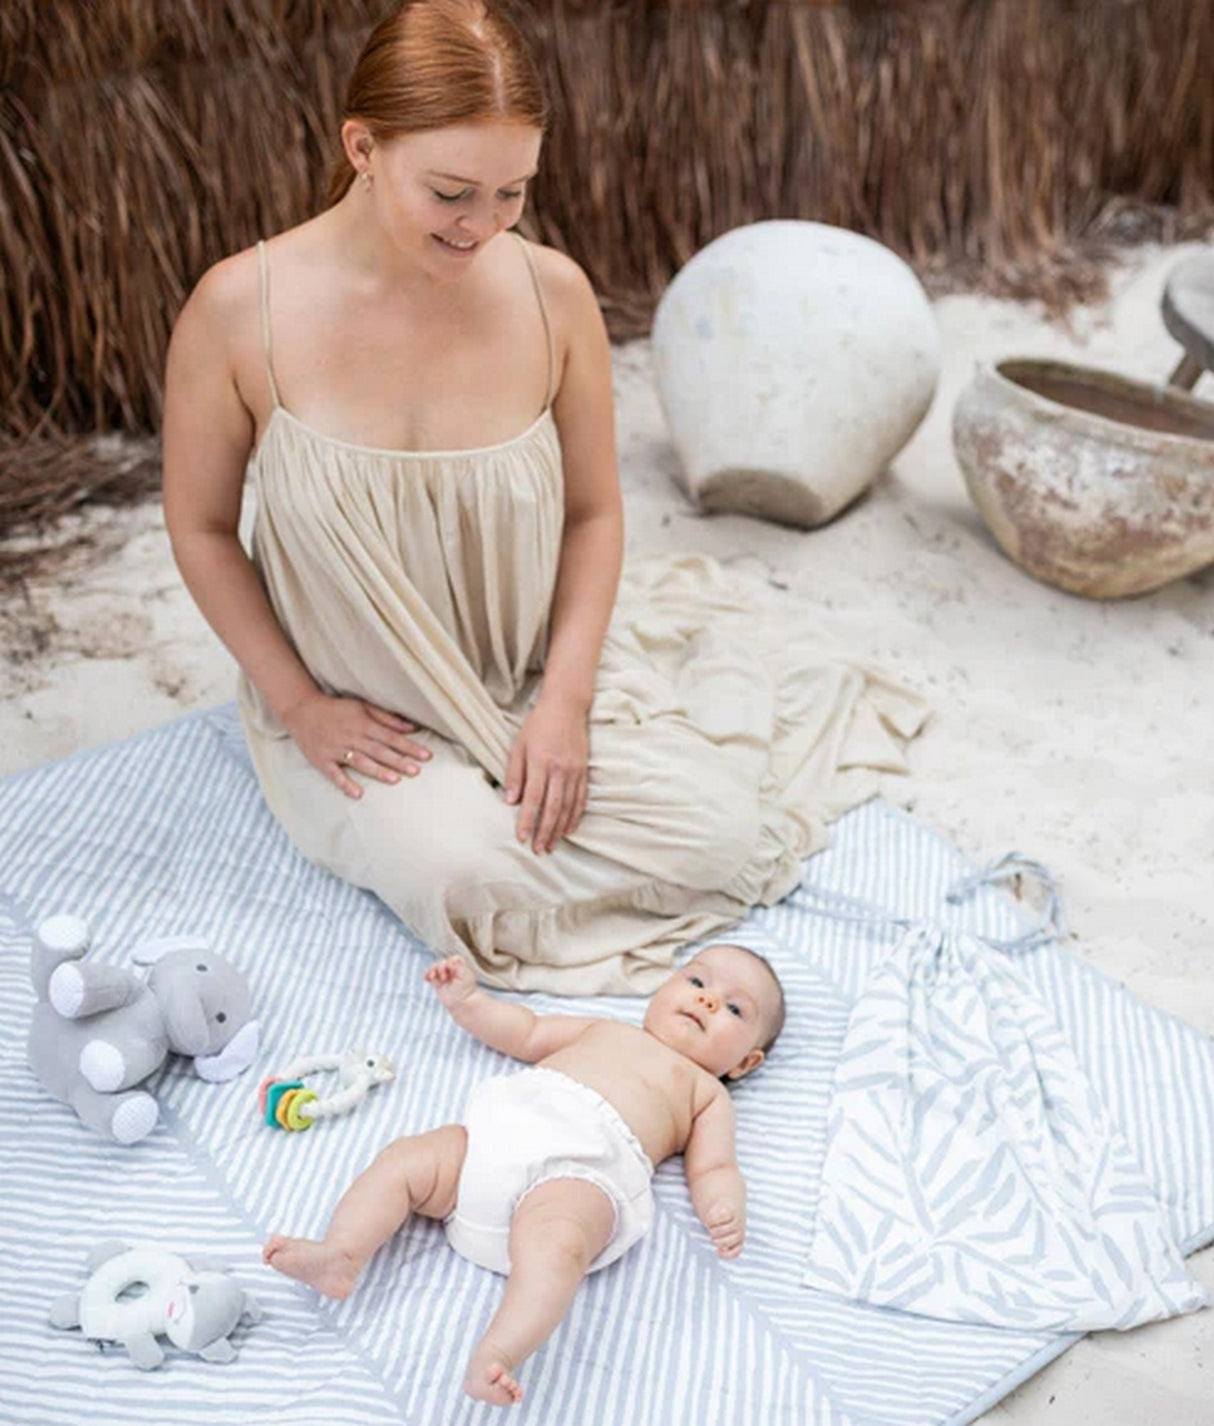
[539,1029,695,1166]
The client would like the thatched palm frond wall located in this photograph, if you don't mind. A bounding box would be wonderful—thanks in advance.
[1,0,1212,549]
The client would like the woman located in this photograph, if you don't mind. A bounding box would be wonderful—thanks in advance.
[163,0,924,997]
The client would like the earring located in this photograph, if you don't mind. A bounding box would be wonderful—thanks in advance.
[360,169,373,192]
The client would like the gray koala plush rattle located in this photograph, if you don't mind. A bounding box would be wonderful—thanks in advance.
[27,913,259,1144]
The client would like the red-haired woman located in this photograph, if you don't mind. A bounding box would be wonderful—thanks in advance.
[163,0,923,999]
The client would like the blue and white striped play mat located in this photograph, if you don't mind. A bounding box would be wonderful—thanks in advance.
[1,705,1211,1425]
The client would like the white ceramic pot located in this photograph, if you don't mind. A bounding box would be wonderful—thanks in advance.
[652,220,939,527]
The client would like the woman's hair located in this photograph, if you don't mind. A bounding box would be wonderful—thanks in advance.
[327,0,548,206]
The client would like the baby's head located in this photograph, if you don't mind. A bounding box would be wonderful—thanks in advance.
[643,942,785,1083]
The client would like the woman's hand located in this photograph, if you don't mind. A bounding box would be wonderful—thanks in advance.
[505,693,589,854]
[280,690,432,799]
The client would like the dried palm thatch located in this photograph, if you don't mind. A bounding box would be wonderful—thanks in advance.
[2,0,1212,582]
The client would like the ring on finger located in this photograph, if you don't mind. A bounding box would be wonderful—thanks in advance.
[343,748,355,765]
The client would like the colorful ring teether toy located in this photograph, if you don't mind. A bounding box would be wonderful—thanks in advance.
[258,1050,396,1132]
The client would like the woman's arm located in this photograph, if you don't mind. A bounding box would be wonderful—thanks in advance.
[162,256,430,798]
[506,250,624,853]
[162,261,318,720]
[542,253,625,710]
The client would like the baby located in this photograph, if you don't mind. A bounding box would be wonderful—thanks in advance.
[264,941,785,1407]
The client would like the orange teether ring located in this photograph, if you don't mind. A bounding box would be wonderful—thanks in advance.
[275,1089,299,1129]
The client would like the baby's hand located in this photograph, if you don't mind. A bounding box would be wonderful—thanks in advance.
[704,1201,745,1259]
[424,955,479,1010]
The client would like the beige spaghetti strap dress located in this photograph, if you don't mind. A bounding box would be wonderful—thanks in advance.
[238,235,927,996]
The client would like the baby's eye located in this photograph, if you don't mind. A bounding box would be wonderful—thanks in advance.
[688,975,704,987]
[727,1003,742,1018]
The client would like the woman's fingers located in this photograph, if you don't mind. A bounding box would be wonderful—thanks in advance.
[287,695,434,798]
[565,772,589,840]
[363,731,431,775]
[363,703,418,734]
[516,767,586,853]
[504,737,525,807]
[538,768,587,853]
[327,755,364,801]
[534,770,568,854]
[340,745,401,787]
[331,735,430,796]
[516,761,545,847]
[360,703,431,772]
[547,775,581,850]
[516,757,569,853]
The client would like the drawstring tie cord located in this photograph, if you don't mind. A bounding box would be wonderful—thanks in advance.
[788,851,1067,954]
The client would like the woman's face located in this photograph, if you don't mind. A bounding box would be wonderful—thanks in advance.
[349,121,543,281]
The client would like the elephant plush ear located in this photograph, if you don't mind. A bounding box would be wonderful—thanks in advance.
[131,935,212,967]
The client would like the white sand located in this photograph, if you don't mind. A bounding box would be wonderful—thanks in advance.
[2,243,1211,1421]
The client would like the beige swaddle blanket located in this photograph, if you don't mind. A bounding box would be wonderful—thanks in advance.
[238,237,927,995]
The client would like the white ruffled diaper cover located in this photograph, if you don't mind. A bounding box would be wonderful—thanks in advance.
[445,1066,655,1275]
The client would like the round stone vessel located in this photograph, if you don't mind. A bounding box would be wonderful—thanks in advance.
[652,221,939,528]
[953,359,1214,598]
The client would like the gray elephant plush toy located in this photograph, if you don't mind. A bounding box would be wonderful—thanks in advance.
[50,1241,263,1368]
[27,913,259,1144]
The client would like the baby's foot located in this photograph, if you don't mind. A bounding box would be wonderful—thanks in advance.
[464,1342,524,1407]
[263,1234,360,1299]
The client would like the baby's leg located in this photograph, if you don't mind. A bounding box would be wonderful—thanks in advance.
[265,1124,467,1299]
[465,1178,614,1407]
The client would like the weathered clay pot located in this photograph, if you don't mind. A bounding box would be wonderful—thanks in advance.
[953,359,1214,598]
[653,221,939,528]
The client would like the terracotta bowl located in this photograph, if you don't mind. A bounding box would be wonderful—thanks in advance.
[953,359,1214,598]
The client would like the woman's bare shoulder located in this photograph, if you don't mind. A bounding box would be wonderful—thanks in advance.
[520,237,606,371]
[184,244,259,325]
[523,239,599,317]
[177,221,319,340]
[162,246,270,441]
[168,244,265,391]
[170,225,320,413]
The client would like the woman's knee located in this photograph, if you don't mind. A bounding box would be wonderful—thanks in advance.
[358,759,513,886]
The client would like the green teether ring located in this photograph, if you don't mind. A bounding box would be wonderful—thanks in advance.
[266,1080,303,1127]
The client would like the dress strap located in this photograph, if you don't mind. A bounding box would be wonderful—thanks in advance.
[513,232,557,410]
[257,239,282,410]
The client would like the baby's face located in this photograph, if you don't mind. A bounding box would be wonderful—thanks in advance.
[643,944,778,1080]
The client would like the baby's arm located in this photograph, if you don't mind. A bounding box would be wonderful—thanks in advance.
[683,1081,746,1258]
[424,956,599,1061]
